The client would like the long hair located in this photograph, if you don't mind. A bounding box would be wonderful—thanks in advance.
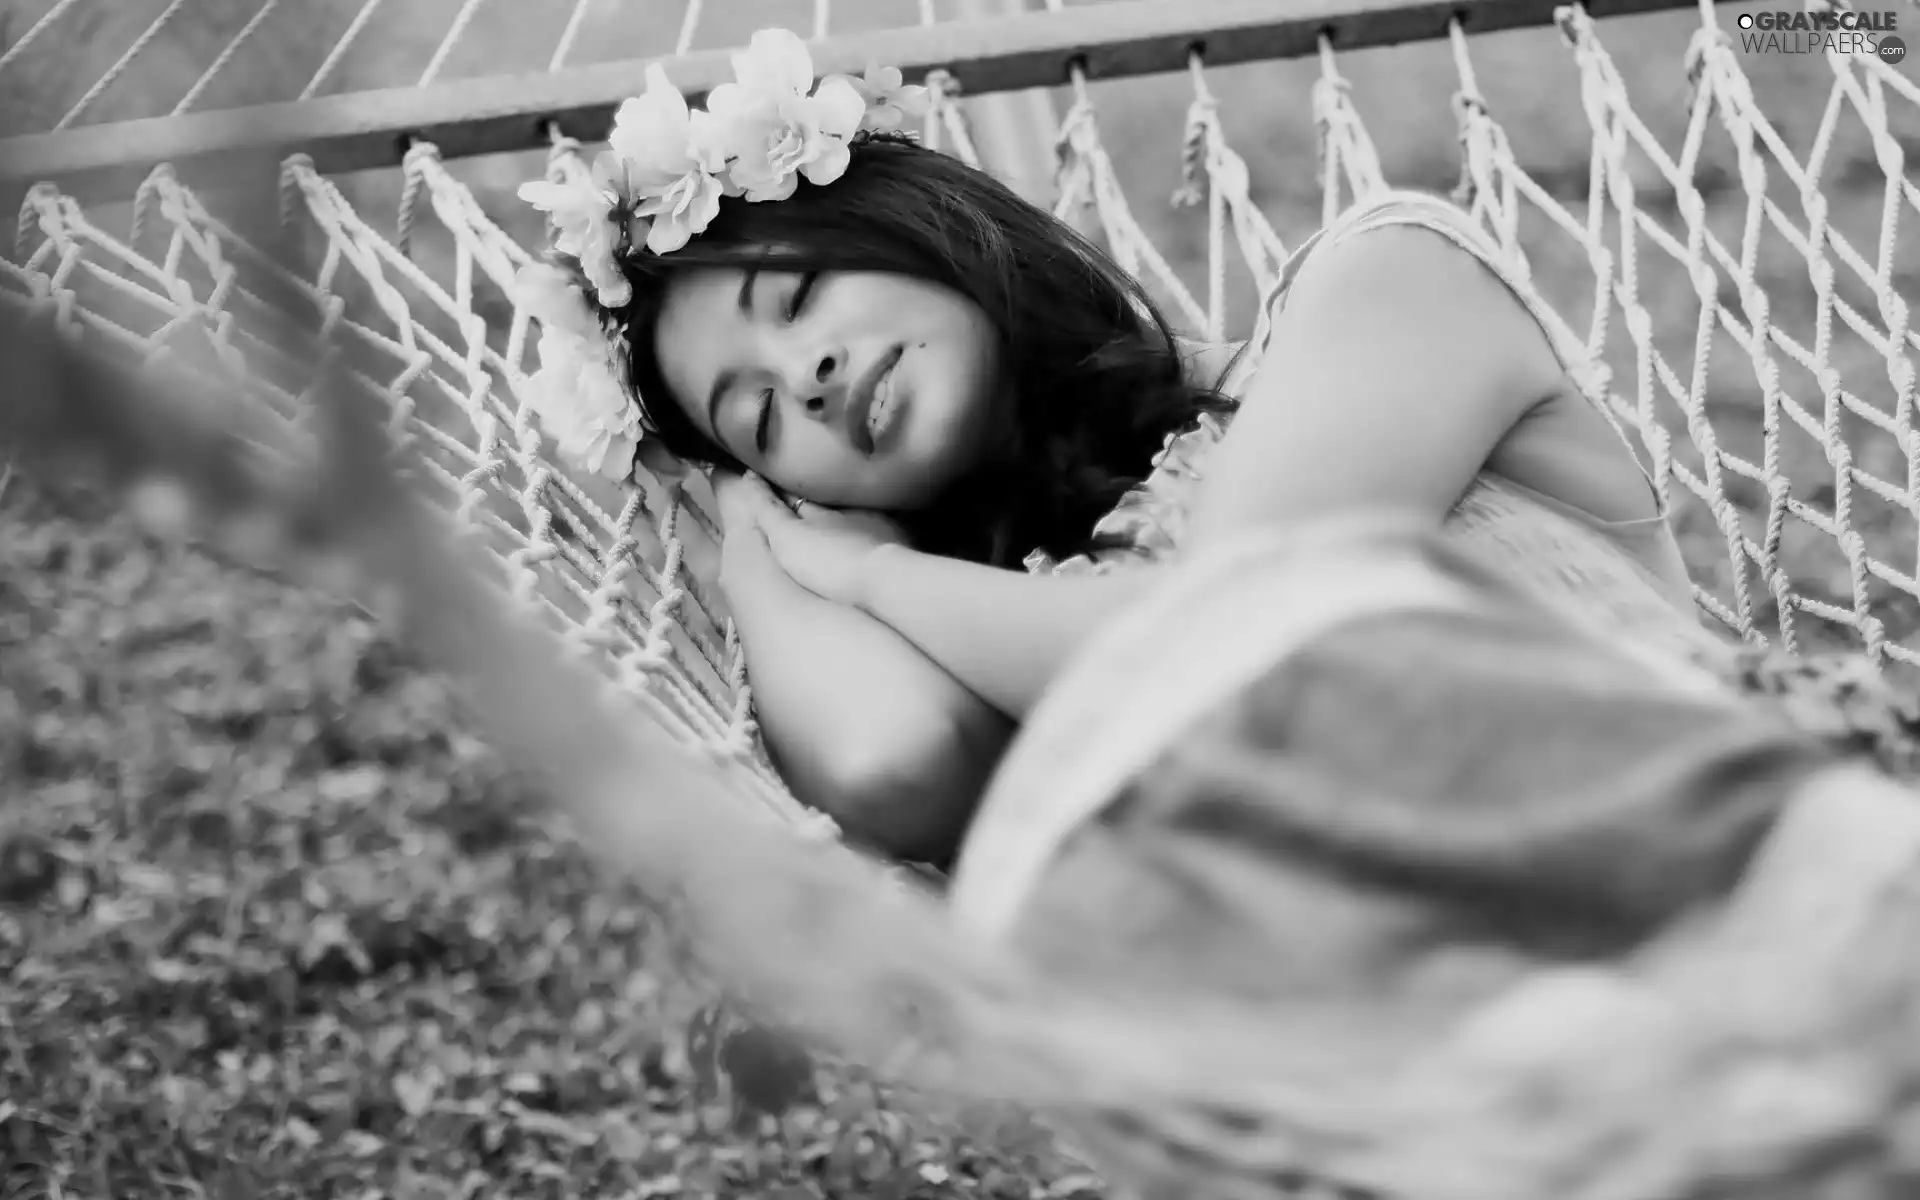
[583,132,1239,568]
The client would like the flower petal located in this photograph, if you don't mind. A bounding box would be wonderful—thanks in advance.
[610,65,701,190]
[810,75,866,138]
[524,327,644,481]
[514,263,602,341]
[704,80,769,122]
[586,423,643,482]
[595,275,633,309]
[582,239,632,306]
[643,62,687,117]
[683,178,723,233]
[892,82,931,118]
[645,215,696,255]
[735,27,814,96]
[517,180,566,207]
[752,167,801,203]
[684,109,731,172]
[799,137,851,187]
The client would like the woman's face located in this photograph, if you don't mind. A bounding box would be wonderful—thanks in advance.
[652,265,1008,510]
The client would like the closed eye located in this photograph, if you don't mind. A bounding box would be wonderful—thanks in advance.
[787,271,818,321]
[755,388,774,454]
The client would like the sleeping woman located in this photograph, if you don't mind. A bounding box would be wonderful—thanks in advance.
[516,34,1730,872]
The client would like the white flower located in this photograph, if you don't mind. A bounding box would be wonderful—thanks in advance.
[514,262,603,343]
[519,322,644,483]
[728,27,816,100]
[712,81,865,202]
[636,160,726,254]
[609,64,730,254]
[707,29,864,201]
[852,63,930,133]
[520,25,917,277]
[517,164,632,308]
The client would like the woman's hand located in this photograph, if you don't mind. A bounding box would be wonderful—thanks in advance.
[712,471,908,608]
[713,470,776,555]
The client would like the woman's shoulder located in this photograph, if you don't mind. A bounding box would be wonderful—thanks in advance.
[1027,193,1489,579]
[1262,189,1520,324]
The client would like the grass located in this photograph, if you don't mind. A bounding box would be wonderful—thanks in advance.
[5,0,1920,1196]
[0,477,1098,1200]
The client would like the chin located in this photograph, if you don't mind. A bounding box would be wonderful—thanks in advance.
[863,467,948,513]
[866,478,938,512]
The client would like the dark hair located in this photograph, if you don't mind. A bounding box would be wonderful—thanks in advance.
[574,132,1238,568]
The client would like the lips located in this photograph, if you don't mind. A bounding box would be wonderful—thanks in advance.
[847,344,904,456]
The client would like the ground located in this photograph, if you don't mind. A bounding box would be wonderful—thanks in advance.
[0,475,1097,1199]
[4,0,1920,1197]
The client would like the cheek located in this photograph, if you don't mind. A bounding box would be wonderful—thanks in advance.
[765,425,870,503]
[906,331,1004,467]
[944,318,1005,426]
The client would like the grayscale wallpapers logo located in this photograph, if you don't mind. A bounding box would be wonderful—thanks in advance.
[1734,9,1905,62]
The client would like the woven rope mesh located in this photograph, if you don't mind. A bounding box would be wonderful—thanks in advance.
[5,0,1920,837]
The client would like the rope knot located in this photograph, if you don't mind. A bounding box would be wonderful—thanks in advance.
[924,67,962,101]
[1448,89,1502,208]
[129,163,179,253]
[1053,96,1100,173]
[630,633,674,675]
[1174,93,1218,209]
[16,182,61,262]
[278,154,315,229]
[397,141,442,261]
[1310,72,1353,115]
[402,139,443,170]
[545,121,584,172]
[1309,74,1352,159]
[1684,26,1732,89]
[1553,4,1585,47]
[1452,89,1490,121]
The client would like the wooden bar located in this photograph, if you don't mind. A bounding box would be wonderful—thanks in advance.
[0,0,1703,202]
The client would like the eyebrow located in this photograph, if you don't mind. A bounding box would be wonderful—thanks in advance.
[704,268,762,446]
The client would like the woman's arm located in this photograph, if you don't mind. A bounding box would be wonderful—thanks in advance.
[853,550,1162,719]
[720,516,1015,864]
[826,222,1572,716]
[1182,221,1569,553]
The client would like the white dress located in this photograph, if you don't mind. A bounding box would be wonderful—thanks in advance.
[925,196,1920,1200]
[952,189,1751,941]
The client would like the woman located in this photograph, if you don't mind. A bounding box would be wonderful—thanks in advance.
[517,35,1728,869]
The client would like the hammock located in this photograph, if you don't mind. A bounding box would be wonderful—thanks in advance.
[4,0,1918,832]
[9,5,1920,1197]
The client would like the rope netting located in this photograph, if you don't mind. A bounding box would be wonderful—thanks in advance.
[5,0,1920,840]
[0,0,986,136]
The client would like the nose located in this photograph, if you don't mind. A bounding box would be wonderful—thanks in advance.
[785,345,848,421]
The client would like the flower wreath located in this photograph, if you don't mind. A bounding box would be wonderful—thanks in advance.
[510,28,931,483]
